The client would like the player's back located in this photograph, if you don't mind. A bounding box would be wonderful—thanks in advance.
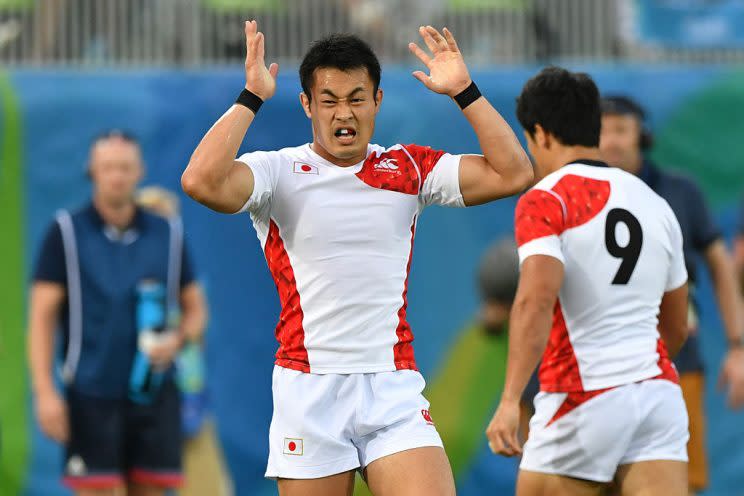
[515,160,687,393]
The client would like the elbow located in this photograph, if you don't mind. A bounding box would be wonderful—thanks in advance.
[181,165,216,205]
[500,153,534,196]
[513,155,535,192]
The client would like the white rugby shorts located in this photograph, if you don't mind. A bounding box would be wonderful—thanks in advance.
[265,366,444,479]
[520,378,689,482]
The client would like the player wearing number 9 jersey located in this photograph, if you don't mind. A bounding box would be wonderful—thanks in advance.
[486,67,691,496]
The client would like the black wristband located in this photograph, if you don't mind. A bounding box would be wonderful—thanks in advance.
[454,81,481,110]
[236,88,264,114]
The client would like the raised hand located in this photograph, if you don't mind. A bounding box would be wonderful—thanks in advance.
[408,26,472,97]
[244,20,279,101]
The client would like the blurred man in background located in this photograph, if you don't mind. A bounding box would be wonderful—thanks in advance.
[28,131,207,496]
[135,186,232,496]
[600,96,744,496]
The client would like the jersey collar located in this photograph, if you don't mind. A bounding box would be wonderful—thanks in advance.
[566,158,609,168]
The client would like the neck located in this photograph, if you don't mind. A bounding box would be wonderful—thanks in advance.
[626,155,644,176]
[93,195,136,230]
[544,145,602,176]
[310,141,367,167]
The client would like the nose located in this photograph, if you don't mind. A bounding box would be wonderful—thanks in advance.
[335,100,353,120]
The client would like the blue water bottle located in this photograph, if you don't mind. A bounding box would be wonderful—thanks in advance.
[129,280,167,404]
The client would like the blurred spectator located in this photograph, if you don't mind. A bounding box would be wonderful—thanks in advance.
[600,96,744,496]
[27,131,206,495]
[136,186,232,496]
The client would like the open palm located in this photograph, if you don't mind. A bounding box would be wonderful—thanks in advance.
[244,20,278,101]
[409,26,472,97]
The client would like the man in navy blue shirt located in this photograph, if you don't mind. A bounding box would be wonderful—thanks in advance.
[600,97,744,495]
[28,131,207,496]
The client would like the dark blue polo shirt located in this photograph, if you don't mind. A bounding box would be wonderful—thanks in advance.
[33,203,195,398]
[640,160,721,373]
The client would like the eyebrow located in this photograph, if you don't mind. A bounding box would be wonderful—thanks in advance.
[320,87,366,99]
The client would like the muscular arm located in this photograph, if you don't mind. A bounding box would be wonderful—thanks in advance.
[457,100,533,205]
[408,26,533,206]
[658,283,689,358]
[502,255,563,403]
[181,20,278,214]
[486,255,562,457]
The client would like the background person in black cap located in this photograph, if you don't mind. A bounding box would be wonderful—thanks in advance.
[600,96,744,495]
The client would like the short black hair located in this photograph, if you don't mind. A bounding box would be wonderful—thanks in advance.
[516,66,601,147]
[299,33,381,102]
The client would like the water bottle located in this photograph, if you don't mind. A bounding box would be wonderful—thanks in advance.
[129,280,167,404]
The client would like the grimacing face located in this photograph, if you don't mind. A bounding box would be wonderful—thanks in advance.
[600,113,643,174]
[89,137,143,207]
[301,67,383,166]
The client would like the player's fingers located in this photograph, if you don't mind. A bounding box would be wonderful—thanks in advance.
[419,26,439,55]
[508,431,523,456]
[244,20,256,57]
[408,42,432,67]
[426,26,449,52]
[411,71,432,88]
[256,31,266,64]
[499,432,518,456]
[443,27,460,52]
[269,62,279,80]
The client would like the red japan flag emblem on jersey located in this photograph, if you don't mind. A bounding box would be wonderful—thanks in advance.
[293,162,318,175]
[421,409,435,425]
[283,438,304,455]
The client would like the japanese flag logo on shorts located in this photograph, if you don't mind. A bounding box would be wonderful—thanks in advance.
[283,438,304,456]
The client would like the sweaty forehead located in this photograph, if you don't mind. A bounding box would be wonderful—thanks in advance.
[311,67,373,96]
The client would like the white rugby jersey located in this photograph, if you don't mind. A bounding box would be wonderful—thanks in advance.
[237,143,464,374]
[515,160,687,393]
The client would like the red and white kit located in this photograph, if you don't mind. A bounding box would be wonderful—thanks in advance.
[514,161,689,481]
[237,143,464,478]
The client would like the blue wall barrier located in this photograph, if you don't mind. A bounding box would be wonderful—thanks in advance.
[10,66,744,495]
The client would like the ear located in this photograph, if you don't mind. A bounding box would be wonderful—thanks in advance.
[534,124,549,149]
[300,92,312,119]
[374,88,383,113]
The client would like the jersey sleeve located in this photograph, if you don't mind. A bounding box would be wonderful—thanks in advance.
[404,144,464,208]
[235,150,280,215]
[665,202,688,291]
[514,188,566,265]
[685,179,721,251]
[33,221,67,285]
